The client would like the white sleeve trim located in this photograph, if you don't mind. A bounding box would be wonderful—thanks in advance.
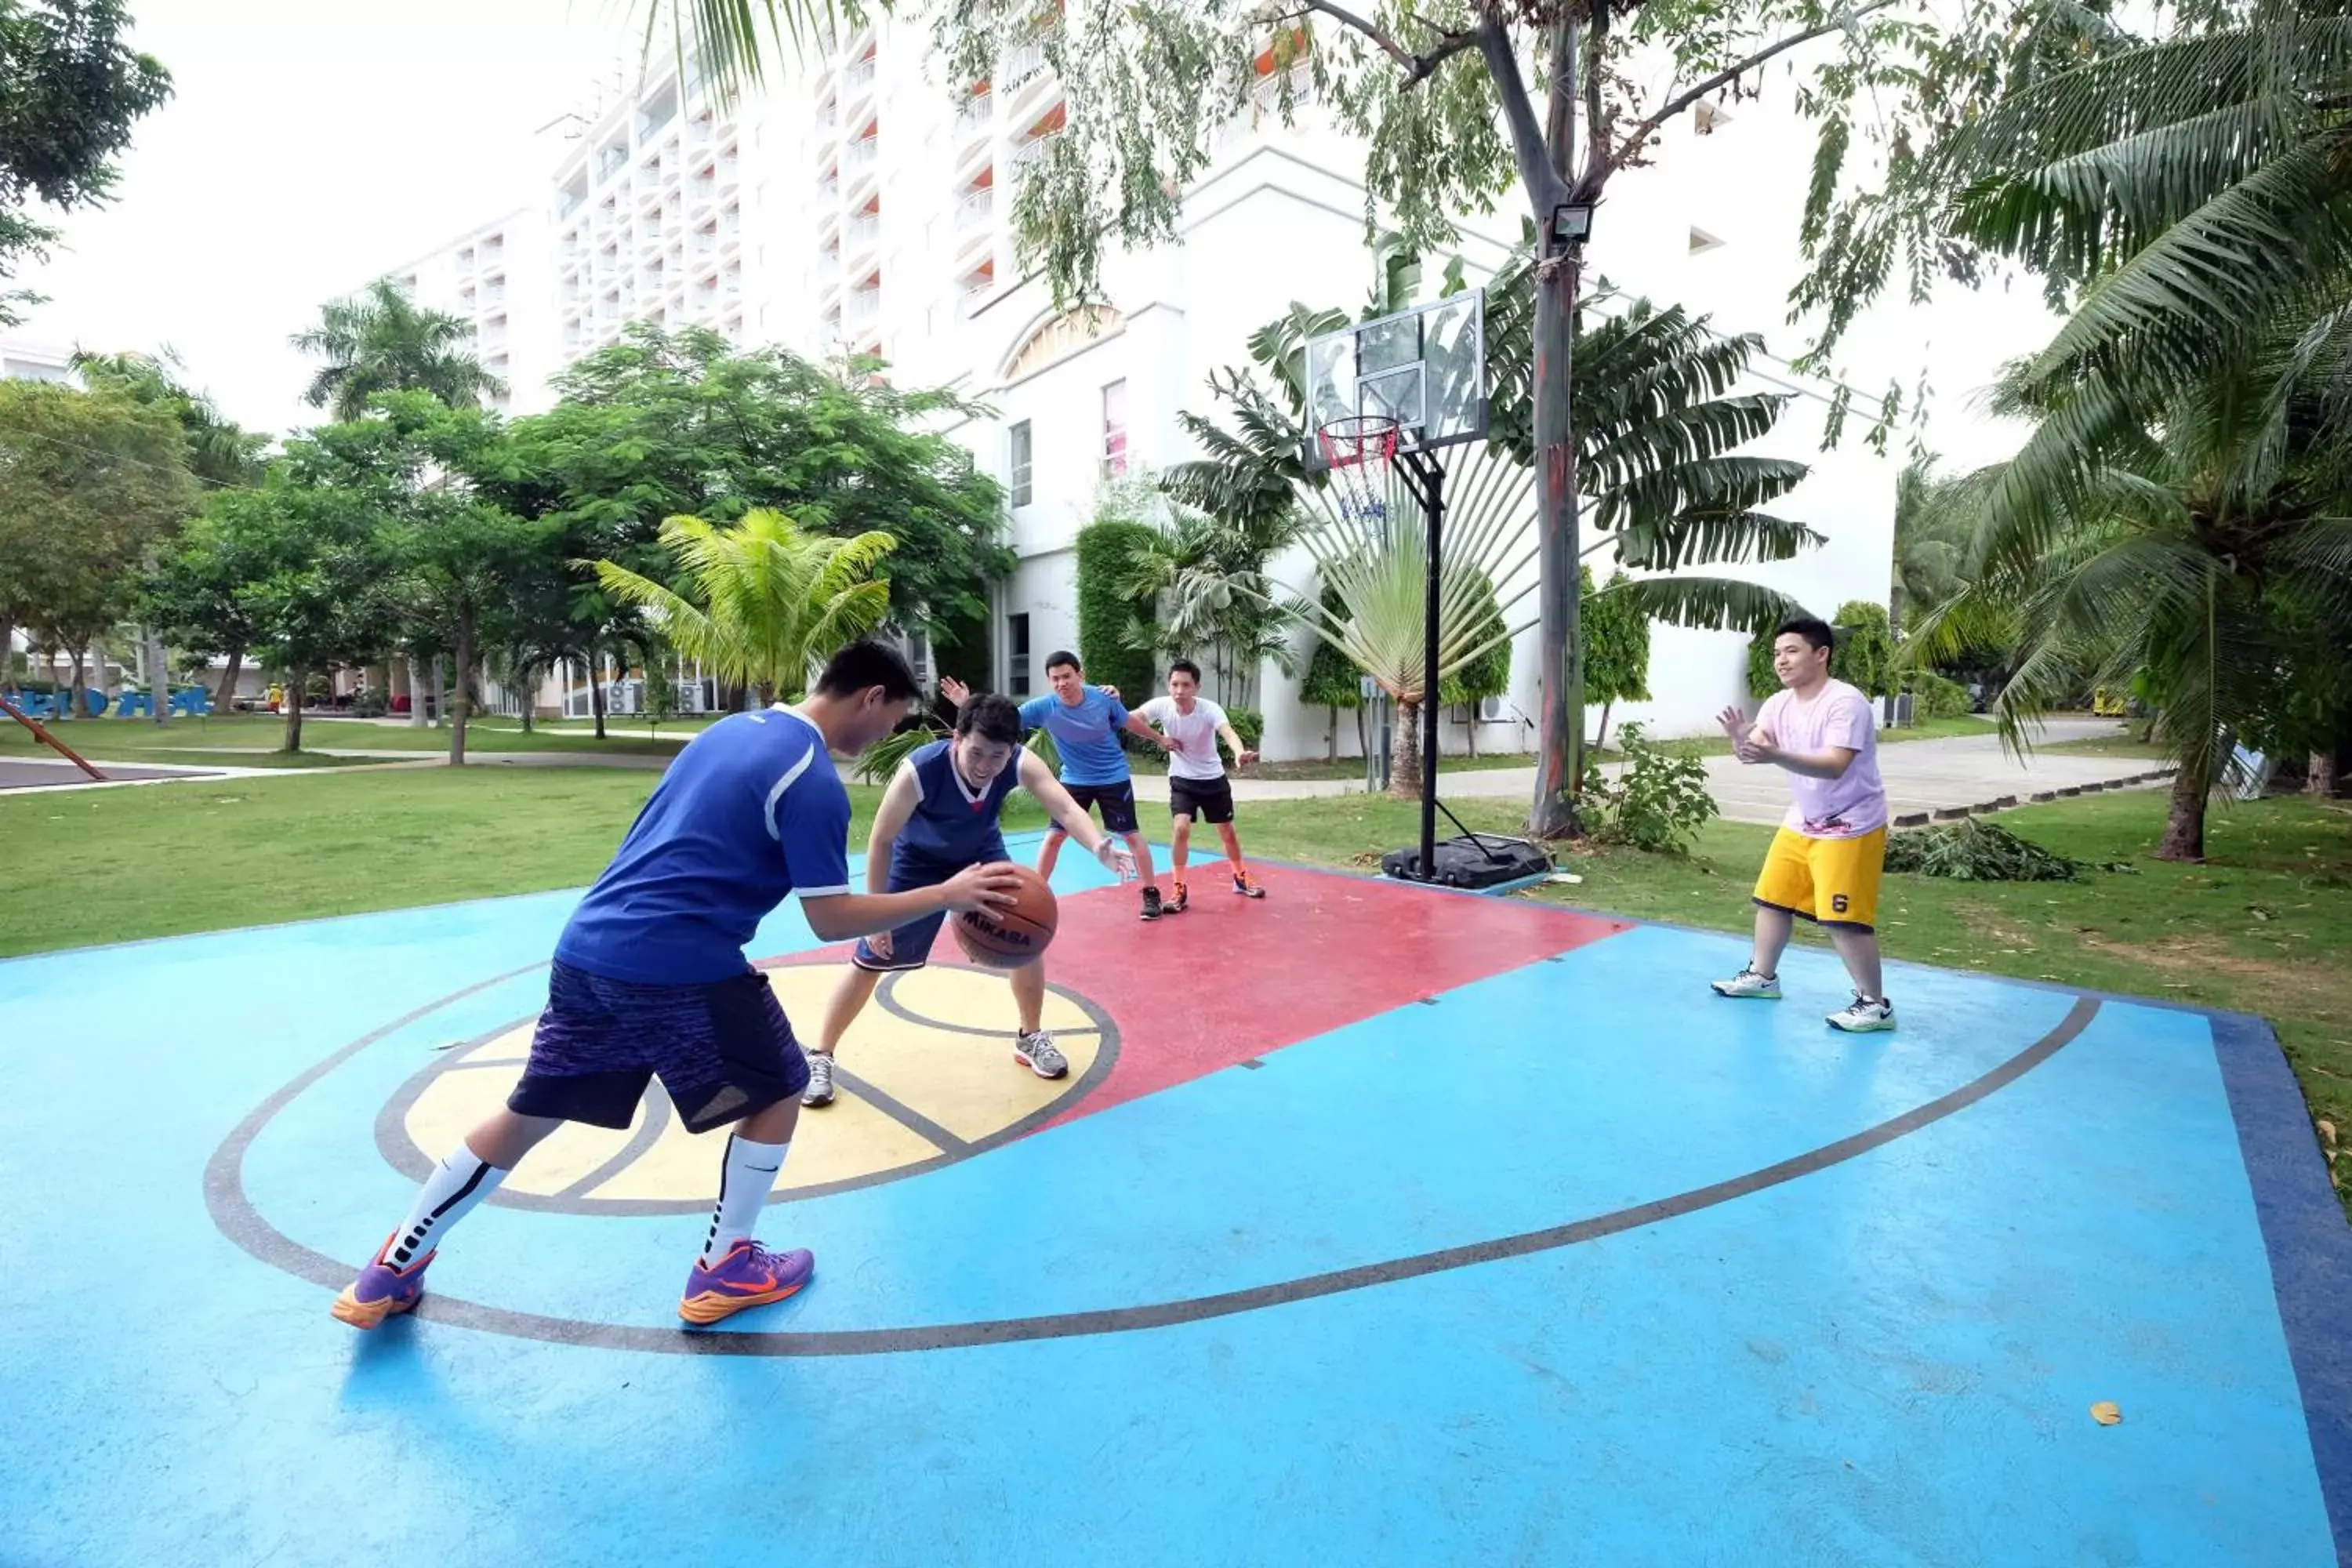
[762,749,818,841]
[902,757,924,804]
[796,884,852,898]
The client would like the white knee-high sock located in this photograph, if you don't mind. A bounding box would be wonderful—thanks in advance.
[702,1136,789,1265]
[386,1149,506,1270]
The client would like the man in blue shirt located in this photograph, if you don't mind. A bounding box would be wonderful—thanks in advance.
[801,689,1136,1109]
[1003,650,1174,920]
[329,642,1023,1333]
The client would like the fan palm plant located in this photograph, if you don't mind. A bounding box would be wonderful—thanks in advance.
[591,508,896,706]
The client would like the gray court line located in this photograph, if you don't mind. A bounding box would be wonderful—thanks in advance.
[873,969,1102,1042]
[829,1064,973,1155]
[357,961,1123,1216]
[210,988,2100,1357]
[555,1091,676,1199]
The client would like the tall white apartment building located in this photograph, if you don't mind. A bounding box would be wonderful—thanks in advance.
[379,207,559,419]
[372,24,2004,757]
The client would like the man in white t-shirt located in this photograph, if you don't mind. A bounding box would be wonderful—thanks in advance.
[1709,615,1896,1033]
[1136,659,1265,912]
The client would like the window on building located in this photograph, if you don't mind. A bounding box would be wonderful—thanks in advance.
[1009,419,1033,506]
[1101,379,1128,478]
[1007,612,1033,696]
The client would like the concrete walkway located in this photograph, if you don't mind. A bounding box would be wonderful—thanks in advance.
[1134,717,2172,826]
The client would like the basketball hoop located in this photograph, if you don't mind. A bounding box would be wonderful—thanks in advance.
[1316,415,1400,531]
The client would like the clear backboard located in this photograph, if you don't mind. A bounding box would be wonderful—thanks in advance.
[1301,290,1486,470]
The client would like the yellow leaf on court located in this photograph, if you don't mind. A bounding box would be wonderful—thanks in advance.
[2090,1403,2122,1426]
[2319,1120,2338,1148]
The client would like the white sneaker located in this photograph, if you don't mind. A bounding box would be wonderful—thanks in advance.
[801,1051,837,1107]
[1710,965,1782,1000]
[1827,993,1896,1033]
[1014,1029,1069,1080]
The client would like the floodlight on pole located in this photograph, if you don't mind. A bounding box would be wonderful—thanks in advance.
[1549,200,1596,250]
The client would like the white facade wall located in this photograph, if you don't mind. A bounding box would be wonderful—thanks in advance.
[366,27,2007,754]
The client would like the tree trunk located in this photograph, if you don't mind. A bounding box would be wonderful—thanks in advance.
[0,609,13,686]
[406,656,428,726]
[2156,755,2209,862]
[66,648,85,720]
[215,647,244,713]
[1466,704,1478,759]
[147,627,169,726]
[1528,250,1584,837]
[449,608,475,766]
[282,665,306,752]
[1595,697,1615,753]
[1327,706,1338,763]
[1391,698,1423,799]
[2307,750,2338,798]
[590,651,608,739]
[430,655,446,726]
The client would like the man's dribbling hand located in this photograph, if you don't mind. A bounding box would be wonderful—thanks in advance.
[941,861,1022,913]
[940,677,972,707]
[866,928,895,961]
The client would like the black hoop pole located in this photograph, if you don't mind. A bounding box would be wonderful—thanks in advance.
[1417,456,1443,882]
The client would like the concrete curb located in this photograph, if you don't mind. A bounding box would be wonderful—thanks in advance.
[1889,768,2178,830]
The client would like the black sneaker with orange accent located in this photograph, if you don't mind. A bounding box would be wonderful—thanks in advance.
[1232,871,1265,899]
[1167,879,1189,913]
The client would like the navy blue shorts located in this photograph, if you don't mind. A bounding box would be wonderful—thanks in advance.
[851,846,1007,971]
[508,961,811,1134]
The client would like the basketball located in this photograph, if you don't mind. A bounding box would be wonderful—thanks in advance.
[952,864,1058,970]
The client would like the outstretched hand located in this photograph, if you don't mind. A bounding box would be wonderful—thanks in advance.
[1094,837,1138,881]
[940,676,972,708]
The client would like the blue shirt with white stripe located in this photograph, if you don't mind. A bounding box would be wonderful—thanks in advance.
[892,737,1019,871]
[555,706,851,984]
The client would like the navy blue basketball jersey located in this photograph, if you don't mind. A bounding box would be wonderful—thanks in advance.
[892,738,1019,868]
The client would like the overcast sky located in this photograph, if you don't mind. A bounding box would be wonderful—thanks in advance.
[11,0,644,437]
[13,2,2054,468]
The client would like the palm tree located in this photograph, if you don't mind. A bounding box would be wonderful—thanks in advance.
[592,508,896,706]
[291,278,504,423]
[68,348,267,488]
[1112,483,1302,709]
[1889,456,1992,635]
[1911,343,2352,861]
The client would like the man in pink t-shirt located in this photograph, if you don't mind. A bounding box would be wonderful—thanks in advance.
[1709,615,1896,1032]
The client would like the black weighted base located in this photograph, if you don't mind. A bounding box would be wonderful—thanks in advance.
[1381,833,1552,890]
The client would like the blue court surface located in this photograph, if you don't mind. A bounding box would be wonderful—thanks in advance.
[2,833,2346,1566]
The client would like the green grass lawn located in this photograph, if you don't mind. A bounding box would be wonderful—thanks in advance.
[2,764,2341,1209]
[2,713,698,758]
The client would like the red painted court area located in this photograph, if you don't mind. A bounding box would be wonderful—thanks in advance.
[1028,866,1627,1128]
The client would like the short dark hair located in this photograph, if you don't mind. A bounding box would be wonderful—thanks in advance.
[955,691,1023,746]
[814,640,920,701]
[1168,658,1201,682]
[1044,649,1081,675]
[1773,616,1835,655]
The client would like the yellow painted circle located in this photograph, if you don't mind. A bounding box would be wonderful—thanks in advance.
[390,963,1114,1211]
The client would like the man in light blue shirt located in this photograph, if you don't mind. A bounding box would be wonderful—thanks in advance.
[1004,649,1174,920]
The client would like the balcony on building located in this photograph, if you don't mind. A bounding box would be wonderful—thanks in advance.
[688,107,720,147]
[558,178,588,220]
[844,45,878,98]
[847,278,880,325]
[845,124,879,170]
[721,261,742,299]
[455,244,477,274]
[955,179,994,245]
[719,201,742,244]
[636,84,678,145]
[818,164,840,203]
[695,221,721,262]
[956,82,993,138]
[597,140,629,184]
[960,258,996,303]
[847,202,880,253]
[481,314,509,350]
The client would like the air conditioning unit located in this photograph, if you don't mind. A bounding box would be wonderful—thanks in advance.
[1476,695,1506,723]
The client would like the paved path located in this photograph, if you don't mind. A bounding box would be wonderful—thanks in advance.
[1135,717,2172,826]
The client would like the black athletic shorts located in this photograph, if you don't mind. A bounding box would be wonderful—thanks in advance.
[1051,779,1140,835]
[509,961,810,1134]
[1167,775,1236,824]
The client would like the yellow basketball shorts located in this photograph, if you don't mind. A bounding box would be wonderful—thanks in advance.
[1751,827,1887,931]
